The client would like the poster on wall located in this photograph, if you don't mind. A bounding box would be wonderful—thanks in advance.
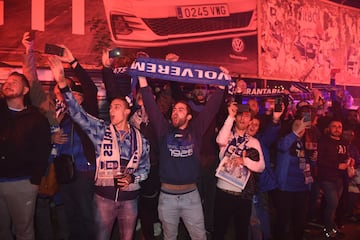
[340,5,360,85]
[259,0,360,86]
[0,0,259,78]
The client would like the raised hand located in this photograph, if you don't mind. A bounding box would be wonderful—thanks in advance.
[273,102,285,123]
[102,49,113,68]
[48,56,66,88]
[51,129,68,144]
[292,118,307,137]
[56,45,75,63]
[228,101,238,118]
[218,66,230,90]
[21,32,34,53]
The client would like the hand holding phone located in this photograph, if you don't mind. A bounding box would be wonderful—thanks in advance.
[113,174,131,189]
[274,97,283,112]
[22,31,35,51]
[303,112,311,128]
[27,30,35,41]
[109,48,121,58]
[45,44,65,56]
[234,94,242,105]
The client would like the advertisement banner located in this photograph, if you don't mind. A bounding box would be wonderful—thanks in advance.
[259,0,360,86]
[0,0,258,78]
[2,0,359,86]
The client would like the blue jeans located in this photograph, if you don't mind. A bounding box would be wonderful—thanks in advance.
[158,189,206,240]
[94,194,138,240]
[0,179,38,240]
[319,179,343,230]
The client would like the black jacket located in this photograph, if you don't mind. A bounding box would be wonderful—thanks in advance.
[0,100,51,184]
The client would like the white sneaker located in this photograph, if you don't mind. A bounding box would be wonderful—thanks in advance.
[153,222,162,236]
[136,219,141,231]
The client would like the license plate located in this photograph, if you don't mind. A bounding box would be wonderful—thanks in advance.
[177,4,229,19]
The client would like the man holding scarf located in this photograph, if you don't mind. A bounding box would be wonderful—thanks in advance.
[138,70,226,239]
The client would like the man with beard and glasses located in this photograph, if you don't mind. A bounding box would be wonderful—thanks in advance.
[138,75,226,240]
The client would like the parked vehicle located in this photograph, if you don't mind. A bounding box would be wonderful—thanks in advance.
[103,0,257,52]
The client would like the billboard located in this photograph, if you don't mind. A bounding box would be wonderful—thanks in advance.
[0,0,258,77]
[259,0,360,86]
[1,0,360,86]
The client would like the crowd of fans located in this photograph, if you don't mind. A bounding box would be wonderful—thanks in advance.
[0,32,359,240]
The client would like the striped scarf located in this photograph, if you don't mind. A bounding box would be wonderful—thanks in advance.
[94,124,142,186]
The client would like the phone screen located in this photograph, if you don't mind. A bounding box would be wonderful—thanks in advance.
[27,30,35,41]
[303,112,311,122]
[109,48,121,58]
[303,112,311,128]
[234,94,242,105]
[274,97,282,112]
[44,44,64,56]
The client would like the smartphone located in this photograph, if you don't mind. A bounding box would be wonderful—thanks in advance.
[303,112,311,128]
[274,96,283,112]
[44,43,64,56]
[109,47,121,58]
[234,94,242,105]
[237,104,249,113]
[27,30,35,41]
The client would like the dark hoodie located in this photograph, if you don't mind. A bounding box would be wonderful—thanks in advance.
[0,100,51,184]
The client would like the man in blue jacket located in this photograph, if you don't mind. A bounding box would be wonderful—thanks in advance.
[274,106,313,240]
[49,56,150,240]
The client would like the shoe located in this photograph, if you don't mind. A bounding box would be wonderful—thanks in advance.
[331,228,345,239]
[153,222,162,237]
[135,219,141,231]
[323,228,337,239]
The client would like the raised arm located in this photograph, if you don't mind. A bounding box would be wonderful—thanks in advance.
[101,49,132,101]
[139,76,168,137]
[22,32,58,126]
[48,56,105,147]
[57,45,98,116]
[216,102,237,148]
[192,66,227,136]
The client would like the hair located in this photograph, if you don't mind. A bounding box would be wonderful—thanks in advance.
[328,118,343,127]
[294,105,311,120]
[111,96,131,109]
[173,100,193,116]
[247,97,258,104]
[112,55,135,68]
[252,114,261,123]
[8,71,32,105]
[110,96,136,120]
[9,72,30,89]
